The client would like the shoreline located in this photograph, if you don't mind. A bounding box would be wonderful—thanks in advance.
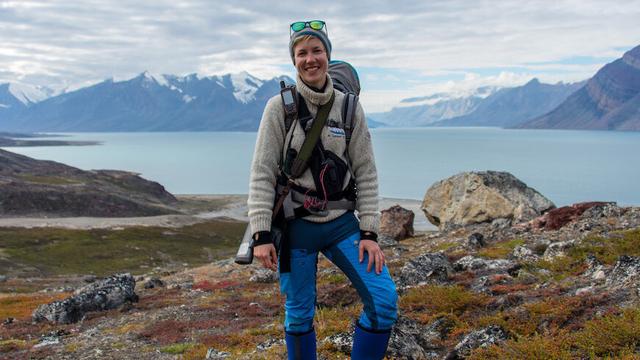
[0,194,437,231]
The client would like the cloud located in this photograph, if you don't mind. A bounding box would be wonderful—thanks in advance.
[1,0,639,108]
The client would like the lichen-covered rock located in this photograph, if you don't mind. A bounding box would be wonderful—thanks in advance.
[605,255,640,295]
[380,205,415,241]
[542,240,576,260]
[143,277,164,289]
[323,332,353,354]
[397,253,453,287]
[205,348,230,359]
[249,269,279,283]
[511,245,538,261]
[453,256,517,273]
[447,325,508,359]
[32,273,137,324]
[388,316,448,360]
[467,233,486,248]
[422,171,554,230]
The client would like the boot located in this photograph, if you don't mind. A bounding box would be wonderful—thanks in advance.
[285,328,317,360]
[351,322,392,360]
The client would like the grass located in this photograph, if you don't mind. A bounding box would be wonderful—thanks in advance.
[478,238,525,259]
[160,342,195,354]
[0,293,70,319]
[470,308,640,359]
[0,219,245,276]
[534,228,640,279]
[400,284,490,324]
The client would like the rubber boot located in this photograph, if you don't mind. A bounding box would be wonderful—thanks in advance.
[285,328,317,360]
[351,322,392,360]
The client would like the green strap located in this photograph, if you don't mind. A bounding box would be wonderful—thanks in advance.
[290,92,335,178]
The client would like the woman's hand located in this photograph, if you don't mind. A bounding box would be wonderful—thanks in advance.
[359,240,385,274]
[254,243,278,271]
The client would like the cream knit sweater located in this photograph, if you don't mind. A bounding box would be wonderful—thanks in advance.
[248,74,380,235]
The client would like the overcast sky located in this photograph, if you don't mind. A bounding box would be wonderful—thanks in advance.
[1,0,639,112]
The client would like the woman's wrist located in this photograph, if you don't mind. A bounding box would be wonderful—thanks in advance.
[253,231,273,246]
[360,230,378,242]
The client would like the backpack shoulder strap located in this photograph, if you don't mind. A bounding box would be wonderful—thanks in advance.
[342,92,358,147]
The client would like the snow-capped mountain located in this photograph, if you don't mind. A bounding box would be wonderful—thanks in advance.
[369,86,500,127]
[0,82,56,121]
[0,72,293,132]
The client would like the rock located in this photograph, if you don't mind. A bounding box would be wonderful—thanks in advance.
[422,171,554,230]
[378,234,398,248]
[249,269,279,283]
[380,205,415,241]
[582,255,606,280]
[605,256,640,295]
[388,316,445,360]
[453,256,518,273]
[144,277,164,289]
[397,253,453,287]
[3,317,14,325]
[0,275,7,283]
[33,329,69,349]
[542,240,576,261]
[205,348,231,359]
[467,233,486,248]
[323,332,353,354]
[32,273,138,324]
[511,246,538,261]
[491,218,512,229]
[82,275,97,283]
[255,338,285,351]
[530,202,613,231]
[446,325,508,359]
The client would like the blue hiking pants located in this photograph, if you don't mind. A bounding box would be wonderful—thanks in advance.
[279,211,398,334]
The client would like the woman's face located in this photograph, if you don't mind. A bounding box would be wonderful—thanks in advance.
[294,37,328,89]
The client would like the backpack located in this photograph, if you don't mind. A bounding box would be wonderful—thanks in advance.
[285,60,361,147]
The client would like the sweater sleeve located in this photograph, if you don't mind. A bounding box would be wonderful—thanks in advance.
[348,102,380,233]
[248,96,286,234]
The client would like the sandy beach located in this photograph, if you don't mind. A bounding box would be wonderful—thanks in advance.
[0,194,437,231]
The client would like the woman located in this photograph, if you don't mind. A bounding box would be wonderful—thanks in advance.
[247,20,397,360]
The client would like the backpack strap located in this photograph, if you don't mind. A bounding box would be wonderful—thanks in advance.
[342,92,358,147]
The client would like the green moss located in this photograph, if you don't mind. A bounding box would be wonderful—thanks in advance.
[400,285,489,323]
[534,229,640,279]
[478,238,525,259]
[572,308,640,357]
[160,342,194,354]
[469,333,573,360]
[0,219,244,276]
[471,308,640,359]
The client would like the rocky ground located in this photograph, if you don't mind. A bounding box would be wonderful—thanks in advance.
[1,200,639,359]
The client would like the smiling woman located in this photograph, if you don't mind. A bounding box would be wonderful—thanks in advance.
[245,20,398,360]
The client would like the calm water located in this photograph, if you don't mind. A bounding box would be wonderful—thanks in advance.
[4,128,640,207]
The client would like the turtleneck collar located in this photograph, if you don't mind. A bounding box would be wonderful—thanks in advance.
[296,74,334,106]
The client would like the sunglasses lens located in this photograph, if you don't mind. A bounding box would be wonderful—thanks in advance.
[309,21,324,30]
[291,22,306,32]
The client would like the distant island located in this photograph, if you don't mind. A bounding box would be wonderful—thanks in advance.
[0,132,99,147]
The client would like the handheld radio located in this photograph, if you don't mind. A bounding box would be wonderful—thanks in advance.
[280,80,297,121]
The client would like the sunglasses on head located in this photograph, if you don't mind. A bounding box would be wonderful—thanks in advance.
[290,20,327,36]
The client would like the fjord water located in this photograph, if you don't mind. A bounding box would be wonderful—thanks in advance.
[4,127,640,206]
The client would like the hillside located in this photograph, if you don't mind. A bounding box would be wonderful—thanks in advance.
[518,44,640,130]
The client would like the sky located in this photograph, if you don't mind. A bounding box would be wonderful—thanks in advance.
[1,0,639,112]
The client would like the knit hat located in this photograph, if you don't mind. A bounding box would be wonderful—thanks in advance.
[289,27,332,65]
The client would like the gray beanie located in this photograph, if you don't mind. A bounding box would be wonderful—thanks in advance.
[289,28,332,65]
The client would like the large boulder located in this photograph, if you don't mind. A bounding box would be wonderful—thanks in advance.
[32,273,138,324]
[380,205,415,241]
[422,171,554,229]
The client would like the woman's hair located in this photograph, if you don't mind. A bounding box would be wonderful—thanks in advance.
[292,35,324,54]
